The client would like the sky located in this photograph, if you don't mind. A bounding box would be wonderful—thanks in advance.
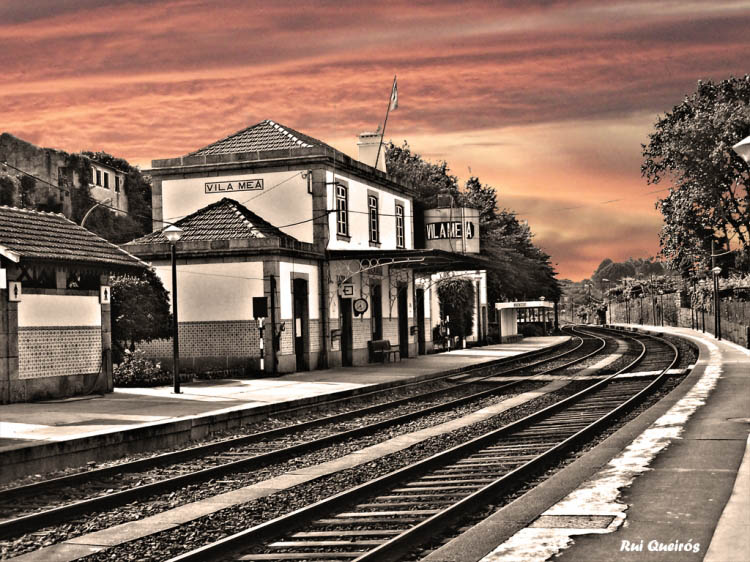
[2,0,749,281]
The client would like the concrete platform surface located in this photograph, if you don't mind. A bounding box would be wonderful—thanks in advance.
[427,325,748,562]
[0,336,568,480]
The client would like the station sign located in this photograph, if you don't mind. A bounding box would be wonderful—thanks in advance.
[423,207,480,254]
[204,179,264,193]
[425,221,476,241]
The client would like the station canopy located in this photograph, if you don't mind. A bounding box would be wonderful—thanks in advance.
[495,300,554,310]
[327,248,490,276]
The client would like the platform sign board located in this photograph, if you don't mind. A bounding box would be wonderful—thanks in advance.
[253,297,268,319]
[423,207,480,254]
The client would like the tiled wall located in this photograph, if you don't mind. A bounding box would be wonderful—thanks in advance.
[18,327,102,379]
[141,320,261,359]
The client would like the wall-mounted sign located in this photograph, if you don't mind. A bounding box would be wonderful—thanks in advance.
[425,221,475,240]
[205,179,264,193]
[338,283,355,297]
[423,208,480,254]
[8,281,21,302]
[100,285,111,304]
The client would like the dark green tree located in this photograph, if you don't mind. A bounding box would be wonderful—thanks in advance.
[437,278,475,341]
[385,143,561,304]
[19,175,36,208]
[642,75,750,274]
[111,269,172,362]
[0,175,15,206]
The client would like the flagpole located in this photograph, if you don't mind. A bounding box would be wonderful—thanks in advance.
[374,75,397,170]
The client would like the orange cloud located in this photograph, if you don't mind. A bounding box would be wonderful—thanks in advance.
[1,0,748,280]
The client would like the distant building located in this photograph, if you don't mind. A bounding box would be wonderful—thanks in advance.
[0,205,145,404]
[127,119,488,376]
[0,133,130,217]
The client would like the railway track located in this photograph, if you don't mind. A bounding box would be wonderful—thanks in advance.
[0,328,613,544]
[0,327,666,561]
[167,329,680,562]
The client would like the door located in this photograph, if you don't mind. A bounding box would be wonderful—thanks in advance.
[416,288,425,355]
[340,297,353,366]
[371,283,383,341]
[397,286,409,358]
[293,278,308,371]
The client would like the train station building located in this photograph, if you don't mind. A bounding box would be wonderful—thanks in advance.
[0,206,146,403]
[126,120,488,375]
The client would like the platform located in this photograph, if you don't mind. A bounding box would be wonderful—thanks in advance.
[425,325,750,562]
[0,336,569,482]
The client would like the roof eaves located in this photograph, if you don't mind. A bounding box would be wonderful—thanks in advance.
[0,243,20,263]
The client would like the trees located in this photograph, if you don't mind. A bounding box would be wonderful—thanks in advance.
[110,269,172,362]
[642,75,750,274]
[437,278,475,341]
[385,142,561,304]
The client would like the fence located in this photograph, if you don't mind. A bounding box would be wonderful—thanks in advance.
[606,293,750,348]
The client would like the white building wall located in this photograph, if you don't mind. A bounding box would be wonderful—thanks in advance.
[161,170,313,242]
[155,261,265,322]
[326,170,412,251]
[18,294,101,327]
[279,261,319,320]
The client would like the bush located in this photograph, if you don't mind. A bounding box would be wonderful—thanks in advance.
[113,349,171,387]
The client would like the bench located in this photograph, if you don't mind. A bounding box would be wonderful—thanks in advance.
[368,339,400,363]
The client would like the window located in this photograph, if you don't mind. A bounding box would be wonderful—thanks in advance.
[115,176,121,192]
[103,172,109,189]
[336,183,348,237]
[395,203,405,248]
[368,195,379,243]
[95,168,101,186]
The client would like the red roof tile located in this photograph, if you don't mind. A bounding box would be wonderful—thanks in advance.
[186,119,333,156]
[0,205,146,269]
[126,198,297,244]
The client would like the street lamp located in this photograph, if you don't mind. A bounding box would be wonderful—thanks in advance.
[699,279,707,332]
[658,289,664,326]
[164,224,184,393]
[712,265,722,340]
[602,279,610,324]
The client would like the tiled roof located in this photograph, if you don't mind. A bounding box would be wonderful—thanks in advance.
[0,206,146,269]
[126,198,296,245]
[186,119,332,156]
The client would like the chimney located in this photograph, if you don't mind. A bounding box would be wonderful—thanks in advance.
[357,131,387,173]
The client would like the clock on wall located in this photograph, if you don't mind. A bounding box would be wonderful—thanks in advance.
[353,298,368,316]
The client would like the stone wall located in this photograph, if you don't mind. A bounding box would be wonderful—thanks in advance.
[608,298,750,348]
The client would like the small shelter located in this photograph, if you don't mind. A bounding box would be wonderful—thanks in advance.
[494,300,554,342]
[0,206,145,403]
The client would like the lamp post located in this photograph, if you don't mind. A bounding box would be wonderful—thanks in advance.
[623,277,631,324]
[540,296,546,335]
[602,278,610,324]
[712,266,722,340]
[699,279,706,332]
[658,289,664,326]
[164,225,184,394]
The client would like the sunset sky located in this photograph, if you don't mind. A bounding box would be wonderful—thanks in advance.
[2,1,749,280]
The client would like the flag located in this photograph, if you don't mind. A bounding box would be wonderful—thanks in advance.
[389,77,398,111]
